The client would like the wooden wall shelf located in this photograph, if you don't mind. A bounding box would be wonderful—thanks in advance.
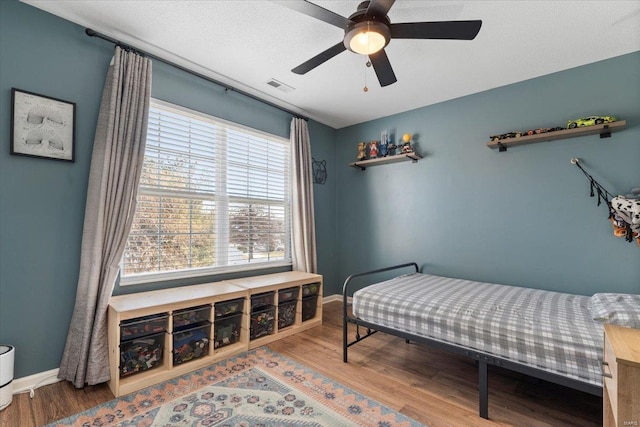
[487,120,627,152]
[348,152,421,170]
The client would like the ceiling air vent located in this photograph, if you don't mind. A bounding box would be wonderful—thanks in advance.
[266,78,295,93]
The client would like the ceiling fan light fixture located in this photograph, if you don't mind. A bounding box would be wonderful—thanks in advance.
[344,21,390,55]
[351,30,385,55]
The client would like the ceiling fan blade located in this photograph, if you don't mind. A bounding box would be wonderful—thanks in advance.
[369,49,397,87]
[272,0,351,29]
[365,0,396,18]
[390,20,482,40]
[292,42,346,74]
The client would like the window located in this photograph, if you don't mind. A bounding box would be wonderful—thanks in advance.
[121,99,291,284]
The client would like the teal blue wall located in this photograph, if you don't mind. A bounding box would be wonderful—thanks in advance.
[334,52,640,296]
[0,0,337,378]
[307,121,339,291]
[1,0,107,380]
[1,0,638,381]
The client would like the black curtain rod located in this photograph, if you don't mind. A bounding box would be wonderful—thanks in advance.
[85,28,308,121]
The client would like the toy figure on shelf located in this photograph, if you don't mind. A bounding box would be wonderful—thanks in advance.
[357,142,366,161]
[380,129,390,157]
[387,143,397,156]
[379,138,388,157]
[368,140,378,158]
[401,133,414,154]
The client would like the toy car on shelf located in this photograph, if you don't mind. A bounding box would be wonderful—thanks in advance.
[524,128,552,135]
[490,125,568,142]
[567,116,616,129]
[489,132,519,141]
[523,127,565,135]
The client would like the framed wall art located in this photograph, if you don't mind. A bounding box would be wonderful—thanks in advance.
[11,88,76,162]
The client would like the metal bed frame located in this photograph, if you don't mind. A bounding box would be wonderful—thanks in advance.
[342,262,602,420]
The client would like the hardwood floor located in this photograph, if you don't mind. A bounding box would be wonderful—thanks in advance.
[0,301,601,426]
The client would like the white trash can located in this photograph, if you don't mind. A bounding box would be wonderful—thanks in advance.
[0,345,15,411]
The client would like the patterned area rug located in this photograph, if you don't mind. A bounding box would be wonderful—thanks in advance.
[47,348,423,426]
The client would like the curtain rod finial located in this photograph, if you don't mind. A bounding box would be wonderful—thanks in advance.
[570,157,580,165]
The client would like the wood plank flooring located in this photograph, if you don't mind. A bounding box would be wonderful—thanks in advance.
[0,301,601,426]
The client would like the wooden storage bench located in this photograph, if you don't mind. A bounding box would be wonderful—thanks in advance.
[107,271,322,397]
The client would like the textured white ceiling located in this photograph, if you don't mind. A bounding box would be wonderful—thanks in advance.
[22,0,640,129]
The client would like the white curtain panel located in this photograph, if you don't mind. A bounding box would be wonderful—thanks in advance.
[290,118,317,273]
[58,47,152,387]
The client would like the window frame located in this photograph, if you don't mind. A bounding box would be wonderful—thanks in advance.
[119,98,292,286]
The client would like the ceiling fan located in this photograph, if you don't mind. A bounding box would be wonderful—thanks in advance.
[274,0,482,87]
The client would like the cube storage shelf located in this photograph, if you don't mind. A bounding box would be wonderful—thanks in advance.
[108,271,322,397]
[225,272,323,351]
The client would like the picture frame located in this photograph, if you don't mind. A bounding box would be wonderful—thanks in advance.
[10,88,76,162]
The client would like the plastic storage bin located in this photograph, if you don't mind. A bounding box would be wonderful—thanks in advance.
[172,323,210,365]
[250,305,275,339]
[302,295,318,322]
[251,292,275,311]
[119,332,164,377]
[278,300,297,329]
[278,287,299,303]
[120,313,168,340]
[302,283,320,297]
[215,298,244,318]
[173,305,211,330]
[214,313,242,349]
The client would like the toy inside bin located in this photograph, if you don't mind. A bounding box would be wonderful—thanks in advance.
[278,300,297,329]
[215,298,244,318]
[278,287,299,303]
[250,305,275,340]
[302,295,318,322]
[172,323,210,365]
[302,283,320,297]
[119,333,164,377]
[214,313,242,348]
[173,305,211,330]
[251,292,275,311]
[120,313,168,340]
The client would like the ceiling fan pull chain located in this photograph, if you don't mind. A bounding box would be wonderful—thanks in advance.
[363,60,371,92]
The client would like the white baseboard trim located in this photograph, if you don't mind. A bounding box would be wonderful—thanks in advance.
[322,294,352,304]
[12,368,60,395]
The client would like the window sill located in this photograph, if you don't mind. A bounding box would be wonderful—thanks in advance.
[119,260,293,287]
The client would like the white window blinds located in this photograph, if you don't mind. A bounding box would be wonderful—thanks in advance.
[121,99,291,283]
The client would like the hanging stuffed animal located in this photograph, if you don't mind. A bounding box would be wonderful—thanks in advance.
[610,188,640,247]
[573,159,639,248]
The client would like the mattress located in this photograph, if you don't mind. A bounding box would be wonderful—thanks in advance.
[352,273,603,386]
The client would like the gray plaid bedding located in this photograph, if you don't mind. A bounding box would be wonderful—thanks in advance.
[352,273,603,386]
